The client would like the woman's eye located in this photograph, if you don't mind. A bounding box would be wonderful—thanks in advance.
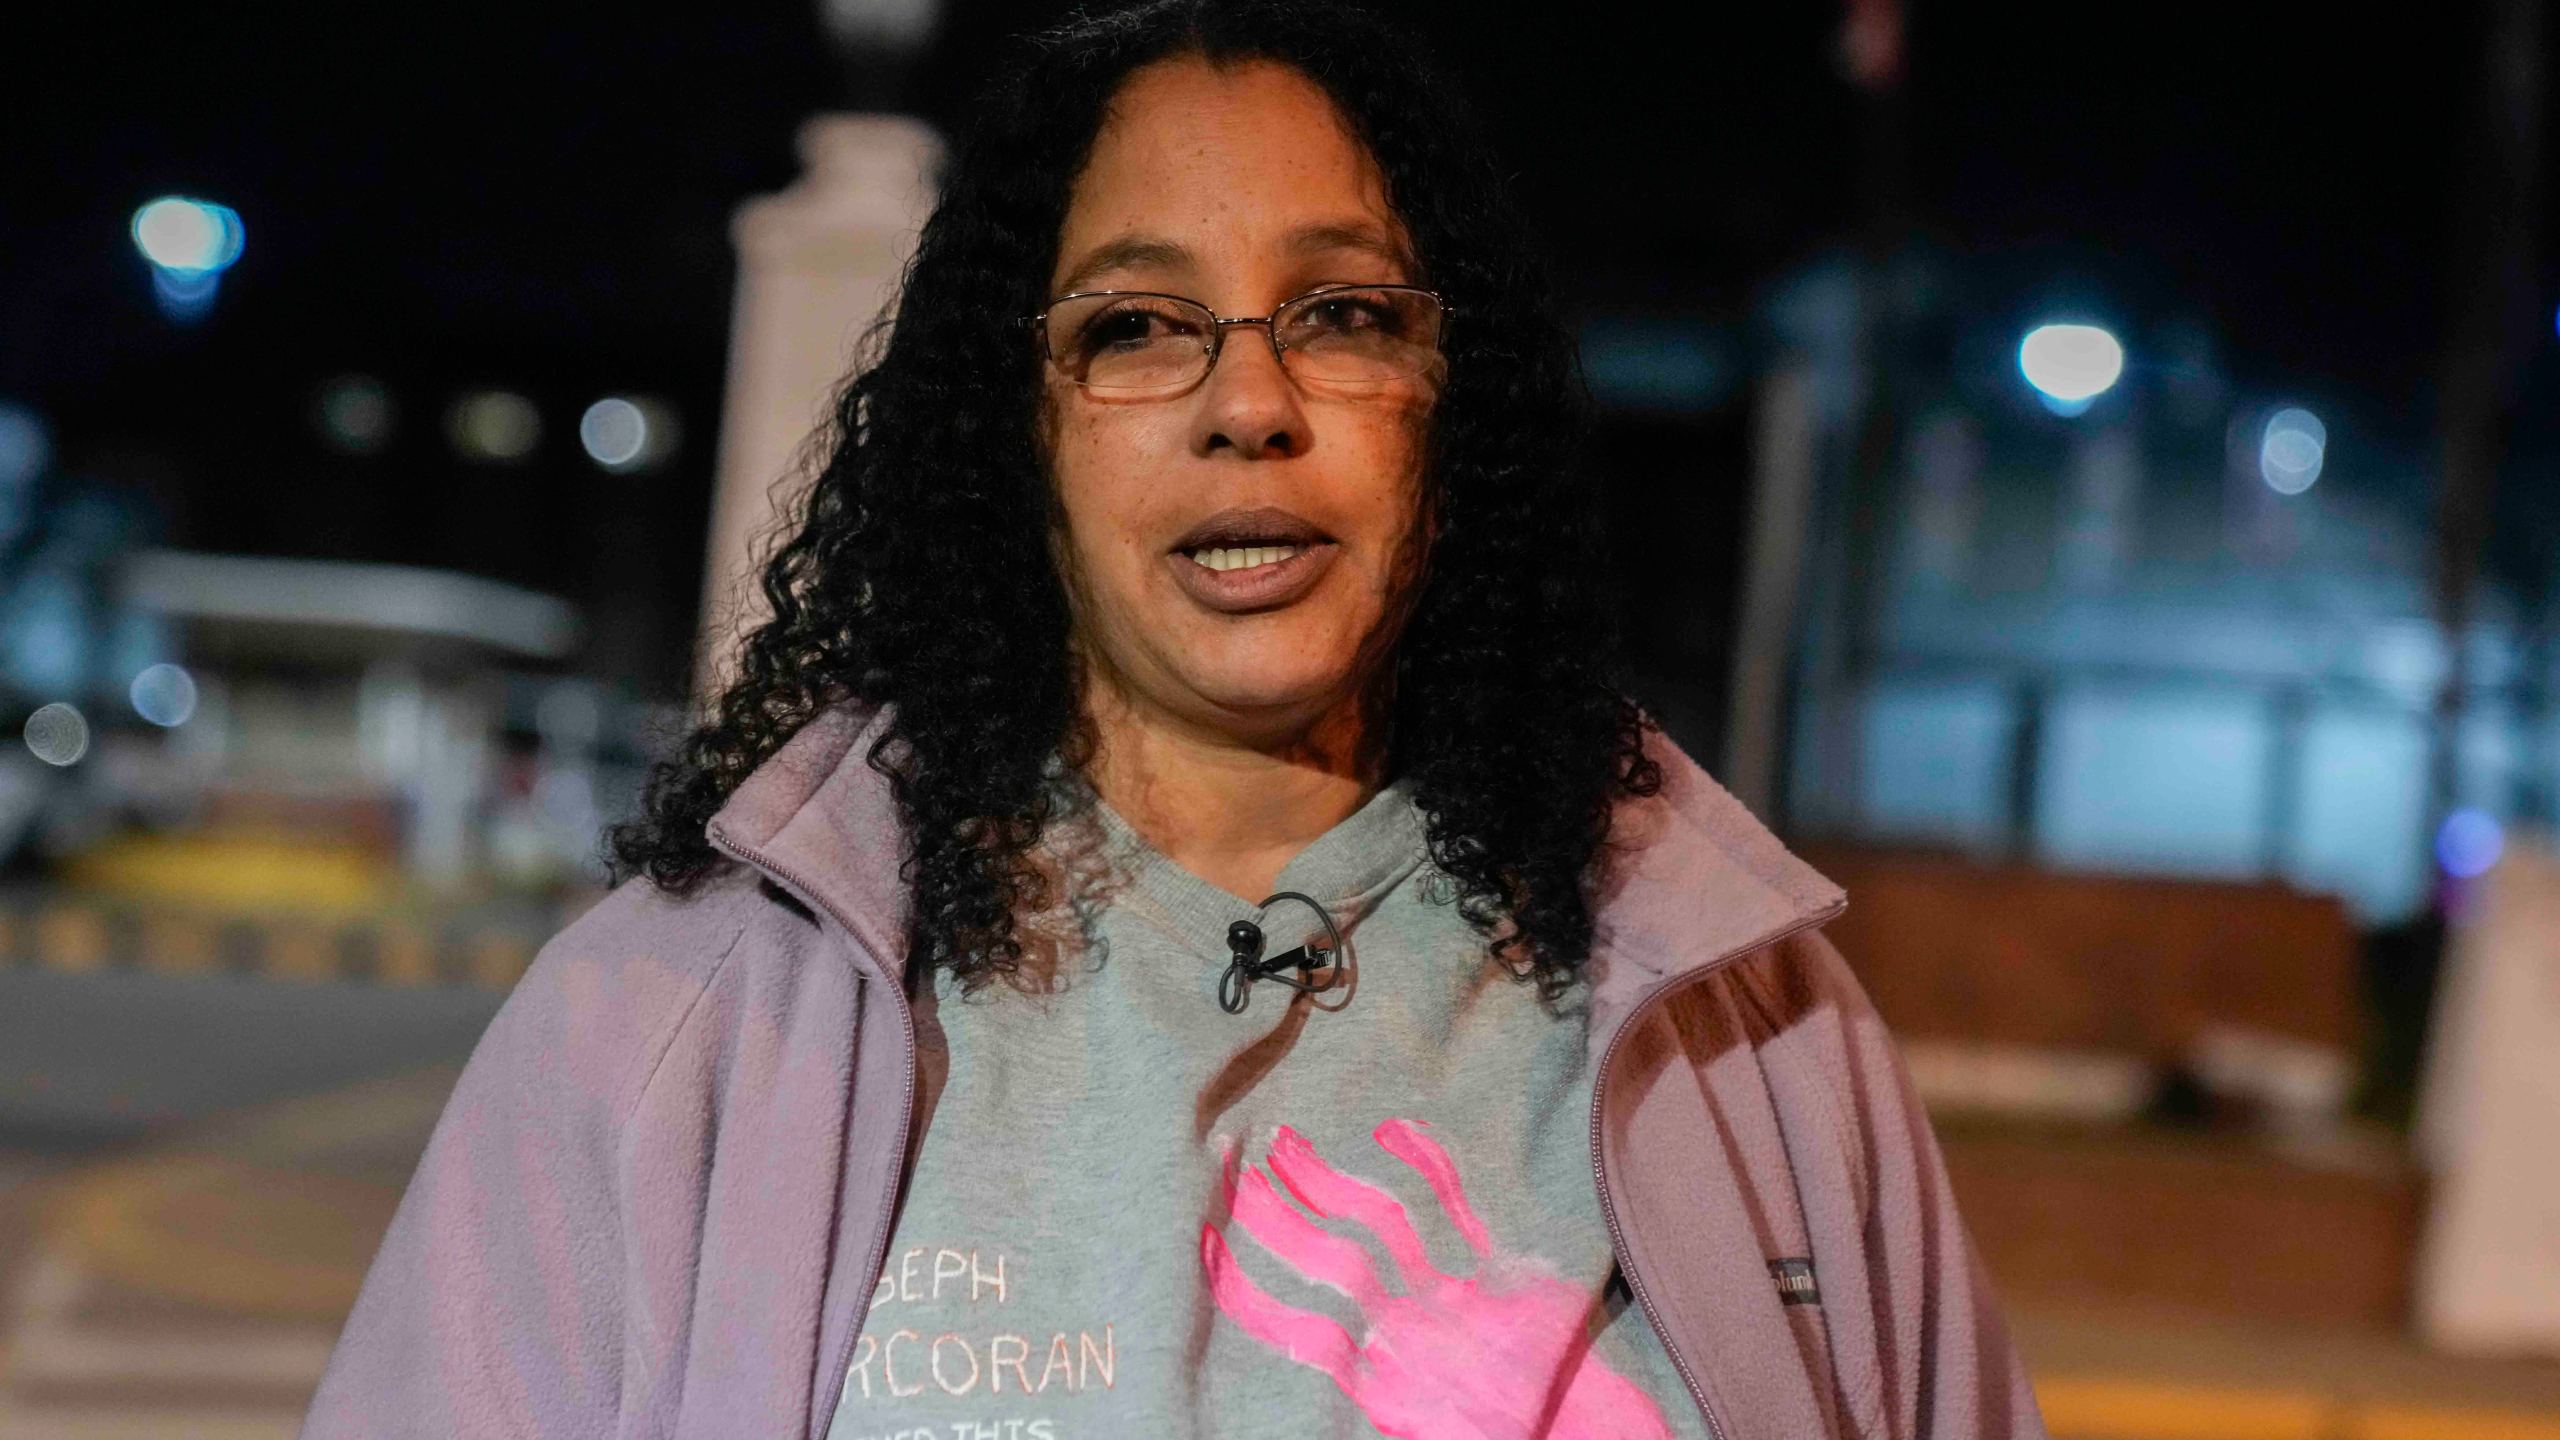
[1081,304,1197,352]
[1083,313,1151,349]
[1306,296,1391,333]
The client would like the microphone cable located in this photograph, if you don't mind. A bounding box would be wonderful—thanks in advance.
[1217,890,1344,1014]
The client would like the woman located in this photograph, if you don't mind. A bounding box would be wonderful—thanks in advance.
[304,2,2044,1436]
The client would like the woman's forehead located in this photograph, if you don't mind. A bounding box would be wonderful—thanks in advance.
[1053,219,1414,298]
[1055,55,1410,289]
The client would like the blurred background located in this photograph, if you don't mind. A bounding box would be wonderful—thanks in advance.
[5,0,2560,1434]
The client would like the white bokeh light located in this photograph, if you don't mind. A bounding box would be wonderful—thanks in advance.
[2018,323,2126,410]
[576,396,677,472]
[2258,407,2327,494]
[24,702,90,767]
[579,398,648,469]
[131,197,245,274]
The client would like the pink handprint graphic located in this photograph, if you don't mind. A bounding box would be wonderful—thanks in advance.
[1201,1118,1675,1440]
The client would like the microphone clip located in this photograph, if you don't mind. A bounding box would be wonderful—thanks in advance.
[1218,890,1344,1014]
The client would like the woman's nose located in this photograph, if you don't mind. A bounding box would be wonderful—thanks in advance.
[1191,324,1310,459]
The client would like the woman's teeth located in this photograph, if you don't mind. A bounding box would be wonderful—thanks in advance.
[1186,544,1305,572]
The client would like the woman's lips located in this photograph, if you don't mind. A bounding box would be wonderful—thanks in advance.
[1165,542,1337,612]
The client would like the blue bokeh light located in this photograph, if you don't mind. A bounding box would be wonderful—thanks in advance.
[0,403,50,488]
[132,197,244,321]
[2435,807,2505,879]
[150,267,222,320]
[130,662,200,728]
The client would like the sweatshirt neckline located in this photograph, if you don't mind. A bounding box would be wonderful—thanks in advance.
[1071,771,1432,962]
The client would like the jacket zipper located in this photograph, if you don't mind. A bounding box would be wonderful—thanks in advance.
[1587,897,1846,1440]
[705,822,920,1440]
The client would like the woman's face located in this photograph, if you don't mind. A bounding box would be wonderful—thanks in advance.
[1041,55,1439,749]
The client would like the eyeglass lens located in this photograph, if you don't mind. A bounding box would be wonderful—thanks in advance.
[1041,287,1444,391]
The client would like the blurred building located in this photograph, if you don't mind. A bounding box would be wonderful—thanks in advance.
[1763,250,2550,927]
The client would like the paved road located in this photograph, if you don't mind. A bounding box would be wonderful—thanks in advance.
[0,968,502,1147]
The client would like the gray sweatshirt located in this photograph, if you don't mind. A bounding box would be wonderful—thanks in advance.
[828,776,1709,1439]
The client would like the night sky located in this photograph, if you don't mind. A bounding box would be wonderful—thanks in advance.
[7,2,2548,697]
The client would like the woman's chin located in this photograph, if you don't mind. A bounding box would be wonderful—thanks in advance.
[1174,663,1365,733]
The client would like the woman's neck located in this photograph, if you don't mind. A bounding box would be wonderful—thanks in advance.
[1079,681,1382,904]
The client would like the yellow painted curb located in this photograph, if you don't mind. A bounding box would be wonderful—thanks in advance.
[2038,1377,2328,1439]
[2358,1407,2560,1440]
[1,897,552,991]
[2038,1376,2560,1440]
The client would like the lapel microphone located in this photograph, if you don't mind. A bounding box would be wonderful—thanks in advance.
[1218,890,1344,1014]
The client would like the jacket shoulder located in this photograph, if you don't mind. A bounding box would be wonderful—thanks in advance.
[303,864,795,1433]
[490,862,812,1131]
[1649,924,1882,1199]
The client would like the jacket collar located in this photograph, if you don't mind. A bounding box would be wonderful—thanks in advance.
[703,700,1845,1012]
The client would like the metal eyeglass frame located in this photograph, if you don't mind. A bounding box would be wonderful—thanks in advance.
[1018,283,1455,394]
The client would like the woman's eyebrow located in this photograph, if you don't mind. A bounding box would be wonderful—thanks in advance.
[1056,234,1193,295]
[1282,220,1414,273]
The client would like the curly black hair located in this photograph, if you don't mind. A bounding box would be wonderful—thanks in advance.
[609,0,1660,999]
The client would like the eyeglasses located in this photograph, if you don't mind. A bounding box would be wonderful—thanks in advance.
[1022,284,1452,394]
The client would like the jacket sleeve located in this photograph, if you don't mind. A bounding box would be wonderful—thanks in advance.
[1795,926,2048,1440]
[299,937,656,1439]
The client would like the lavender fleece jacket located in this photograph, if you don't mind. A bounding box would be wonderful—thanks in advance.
[302,702,2045,1439]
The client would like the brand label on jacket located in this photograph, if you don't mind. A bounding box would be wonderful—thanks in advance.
[1769,1258,1821,1306]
